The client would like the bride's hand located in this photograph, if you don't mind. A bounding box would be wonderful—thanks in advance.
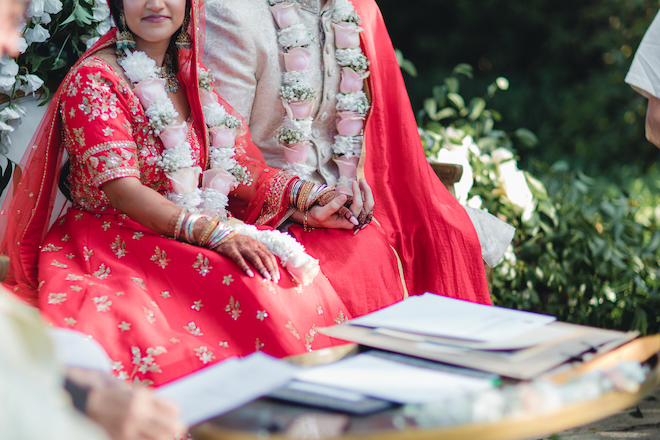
[215,234,280,282]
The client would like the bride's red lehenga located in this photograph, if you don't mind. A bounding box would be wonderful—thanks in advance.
[0,0,351,387]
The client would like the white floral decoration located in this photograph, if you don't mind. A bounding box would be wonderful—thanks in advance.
[119,51,159,83]
[277,24,315,49]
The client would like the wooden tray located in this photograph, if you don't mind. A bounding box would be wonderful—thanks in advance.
[191,335,660,440]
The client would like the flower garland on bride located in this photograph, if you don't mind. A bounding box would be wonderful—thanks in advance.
[116,41,319,285]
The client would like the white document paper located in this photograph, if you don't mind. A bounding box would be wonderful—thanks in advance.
[294,353,494,404]
[350,293,556,343]
[156,352,298,427]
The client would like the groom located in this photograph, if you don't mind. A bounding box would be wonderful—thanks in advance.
[203,0,506,314]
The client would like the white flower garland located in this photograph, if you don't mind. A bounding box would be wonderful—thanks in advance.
[268,0,370,189]
[119,48,318,284]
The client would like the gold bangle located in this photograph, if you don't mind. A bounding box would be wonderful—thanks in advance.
[173,209,186,240]
[211,230,238,250]
[198,217,221,247]
[297,181,315,213]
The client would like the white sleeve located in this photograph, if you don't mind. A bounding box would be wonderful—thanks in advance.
[626,11,660,98]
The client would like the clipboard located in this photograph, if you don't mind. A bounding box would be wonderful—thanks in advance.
[318,321,639,380]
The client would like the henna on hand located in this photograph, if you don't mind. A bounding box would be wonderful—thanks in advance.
[215,234,280,282]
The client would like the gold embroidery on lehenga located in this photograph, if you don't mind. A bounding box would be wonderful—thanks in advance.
[316,305,324,315]
[333,311,347,324]
[184,321,203,336]
[93,296,112,312]
[41,243,63,252]
[150,246,170,268]
[132,232,144,240]
[64,317,77,326]
[83,246,94,261]
[194,346,215,364]
[285,321,301,340]
[255,338,265,351]
[193,253,212,276]
[111,235,127,258]
[191,300,203,311]
[118,321,131,331]
[71,285,82,292]
[131,276,147,290]
[51,260,68,269]
[219,341,229,348]
[305,326,318,352]
[66,274,84,281]
[224,296,241,320]
[48,292,67,304]
[256,310,268,321]
[61,234,70,242]
[65,253,75,259]
[132,346,166,374]
[222,274,233,285]
[160,291,171,298]
[92,263,111,279]
[143,307,156,325]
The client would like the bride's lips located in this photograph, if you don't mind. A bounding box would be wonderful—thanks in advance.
[142,15,171,23]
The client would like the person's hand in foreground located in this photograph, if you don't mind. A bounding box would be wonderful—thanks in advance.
[67,368,186,440]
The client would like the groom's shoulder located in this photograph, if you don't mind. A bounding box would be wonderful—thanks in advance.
[205,0,268,14]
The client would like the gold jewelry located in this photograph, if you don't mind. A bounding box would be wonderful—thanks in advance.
[173,209,186,240]
[303,212,313,232]
[116,13,136,52]
[175,15,192,50]
[198,217,221,246]
[297,181,315,213]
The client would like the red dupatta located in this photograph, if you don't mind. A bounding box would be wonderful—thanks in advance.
[0,0,295,303]
[352,1,491,303]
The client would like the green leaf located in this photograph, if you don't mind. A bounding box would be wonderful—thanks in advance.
[435,107,458,120]
[59,12,77,26]
[432,85,447,107]
[496,77,509,90]
[453,63,473,79]
[468,97,486,121]
[514,128,539,147]
[446,92,465,110]
[444,77,460,94]
[423,98,437,120]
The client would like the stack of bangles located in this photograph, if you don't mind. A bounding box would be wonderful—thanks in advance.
[172,210,237,249]
[289,179,333,232]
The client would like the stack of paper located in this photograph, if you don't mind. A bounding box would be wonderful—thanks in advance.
[319,293,638,379]
[293,352,496,404]
[156,352,298,426]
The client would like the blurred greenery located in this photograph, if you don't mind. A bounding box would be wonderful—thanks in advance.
[418,65,660,334]
[378,0,660,174]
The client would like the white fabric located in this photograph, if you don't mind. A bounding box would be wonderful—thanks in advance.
[0,288,109,440]
[626,12,660,98]
[49,328,113,373]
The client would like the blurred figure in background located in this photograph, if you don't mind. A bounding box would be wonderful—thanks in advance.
[626,11,660,149]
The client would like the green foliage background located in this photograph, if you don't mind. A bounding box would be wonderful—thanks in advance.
[377,0,660,174]
[378,0,660,333]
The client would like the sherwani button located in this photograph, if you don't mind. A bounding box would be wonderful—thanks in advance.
[312,129,320,138]
[320,112,328,121]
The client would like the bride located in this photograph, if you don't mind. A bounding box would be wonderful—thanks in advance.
[0,0,353,386]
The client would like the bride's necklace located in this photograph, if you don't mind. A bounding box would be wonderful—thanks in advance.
[268,0,370,192]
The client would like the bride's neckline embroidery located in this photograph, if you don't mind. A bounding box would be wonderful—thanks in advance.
[268,0,370,194]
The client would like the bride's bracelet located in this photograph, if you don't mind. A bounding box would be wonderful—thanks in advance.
[289,179,332,213]
[175,210,236,249]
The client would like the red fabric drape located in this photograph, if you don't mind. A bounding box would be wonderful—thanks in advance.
[349,1,491,303]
